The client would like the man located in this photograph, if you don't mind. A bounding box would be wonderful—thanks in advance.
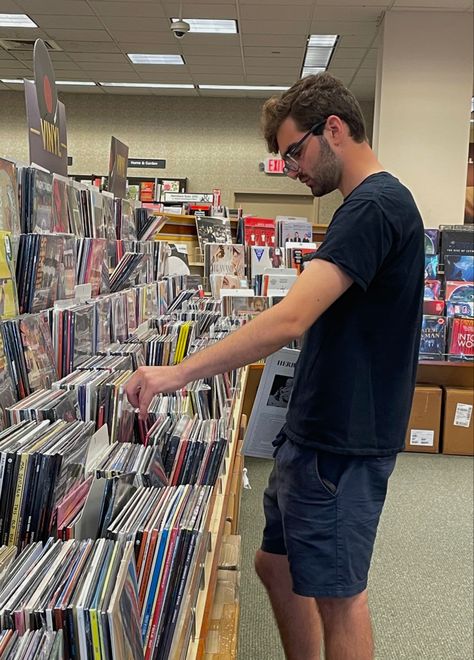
[126,72,424,660]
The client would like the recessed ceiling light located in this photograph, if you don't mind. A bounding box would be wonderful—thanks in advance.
[128,54,185,65]
[57,81,96,86]
[301,35,339,78]
[199,85,289,91]
[99,82,194,89]
[0,13,37,28]
[171,18,237,34]
[1,78,96,86]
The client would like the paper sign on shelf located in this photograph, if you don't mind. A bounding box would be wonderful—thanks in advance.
[454,403,473,428]
[410,429,435,446]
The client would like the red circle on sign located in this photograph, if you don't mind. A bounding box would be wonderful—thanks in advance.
[43,75,53,114]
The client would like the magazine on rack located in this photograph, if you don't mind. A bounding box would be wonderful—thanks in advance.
[243,347,300,458]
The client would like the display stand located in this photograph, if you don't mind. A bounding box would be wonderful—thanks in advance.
[172,367,248,660]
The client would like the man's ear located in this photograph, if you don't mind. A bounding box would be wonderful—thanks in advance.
[325,115,345,146]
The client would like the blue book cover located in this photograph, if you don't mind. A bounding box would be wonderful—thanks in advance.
[444,255,474,282]
[419,315,446,361]
[424,229,439,255]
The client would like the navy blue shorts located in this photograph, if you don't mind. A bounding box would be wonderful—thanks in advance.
[261,433,397,598]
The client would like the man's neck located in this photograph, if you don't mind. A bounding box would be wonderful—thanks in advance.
[338,143,385,198]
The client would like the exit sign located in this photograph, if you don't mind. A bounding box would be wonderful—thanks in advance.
[263,157,285,174]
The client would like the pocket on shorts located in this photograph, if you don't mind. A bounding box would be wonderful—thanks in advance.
[314,450,353,498]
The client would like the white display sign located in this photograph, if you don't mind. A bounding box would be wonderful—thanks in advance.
[410,429,435,446]
[454,403,473,428]
[243,347,300,459]
[162,192,213,203]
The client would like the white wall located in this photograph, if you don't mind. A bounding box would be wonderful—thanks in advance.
[373,11,473,227]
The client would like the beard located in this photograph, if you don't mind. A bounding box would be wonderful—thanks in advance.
[304,136,342,198]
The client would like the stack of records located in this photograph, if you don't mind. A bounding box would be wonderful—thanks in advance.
[195,216,232,251]
[0,230,19,319]
[76,237,108,297]
[1,313,57,399]
[104,484,212,659]
[0,157,21,235]
[94,442,168,487]
[276,215,312,246]
[66,181,85,236]
[19,167,53,233]
[77,353,133,371]
[109,252,150,293]
[0,419,94,547]
[204,243,245,281]
[5,389,77,426]
[98,342,145,371]
[0,334,16,430]
[94,296,112,354]
[52,304,95,378]
[51,175,69,233]
[116,198,138,241]
[110,293,128,342]
[136,209,167,241]
[0,629,64,658]
[16,234,76,313]
[0,538,143,659]
[143,415,228,487]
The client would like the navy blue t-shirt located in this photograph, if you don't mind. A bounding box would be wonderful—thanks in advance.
[284,172,424,456]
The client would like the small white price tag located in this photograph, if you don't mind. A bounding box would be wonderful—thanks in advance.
[454,403,472,428]
[410,429,434,446]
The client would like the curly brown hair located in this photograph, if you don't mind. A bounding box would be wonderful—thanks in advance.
[261,72,367,153]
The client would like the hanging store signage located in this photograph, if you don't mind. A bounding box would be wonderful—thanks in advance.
[24,39,68,176]
[128,158,166,169]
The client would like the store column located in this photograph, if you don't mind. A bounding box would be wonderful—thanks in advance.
[372,11,473,227]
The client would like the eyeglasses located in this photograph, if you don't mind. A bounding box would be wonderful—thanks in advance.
[282,118,327,176]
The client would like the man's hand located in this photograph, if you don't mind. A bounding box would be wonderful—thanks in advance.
[125,364,187,419]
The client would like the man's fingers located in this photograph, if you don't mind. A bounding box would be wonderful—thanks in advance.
[138,386,154,420]
[125,372,142,409]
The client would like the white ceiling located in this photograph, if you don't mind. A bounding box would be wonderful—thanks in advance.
[0,0,471,100]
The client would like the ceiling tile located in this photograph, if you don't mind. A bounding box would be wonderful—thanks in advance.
[245,56,302,68]
[187,65,244,75]
[240,20,310,35]
[89,1,165,17]
[0,0,21,10]
[242,34,308,48]
[239,4,313,21]
[180,34,241,48]
[184,55,242,66]
[111,31,176,45]
[94,71,142,81]
[69,52,128,63]
[244,46,305,59]
[99,16,169,31]
[80,60,134,72]
[0,48,15,59]
[393,0,472,7]
[239,0,314,4]
[309,21,379,36]
[330,57,366,68]
[192,74,246,84]
[162,2,238,19]
[181,44,241,57]
[314,6,385,21]
[333,47,370,59]
[20,1,94,15]
[317,0,388,5]
[56,41,121,52]
[338,34,379,47]
[42,29,113,42]
[27,15,102,30]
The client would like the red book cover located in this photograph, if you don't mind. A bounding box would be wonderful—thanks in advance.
[244,217,276,247]
[445,281,474,302]
[449,317,474,359]
[140,181,155,203]
[424,279,442,300]
[423,299,445,315]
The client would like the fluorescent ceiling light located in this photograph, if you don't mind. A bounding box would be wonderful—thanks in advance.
[99,82,194,89]
[0,13,37,28]
[1,78,95,86]
[308,35,338,48]
[199,85,289,91]
[171,18,237,34]
[128,53,184,65]
[57,80,96,86]
[302,34,339,78]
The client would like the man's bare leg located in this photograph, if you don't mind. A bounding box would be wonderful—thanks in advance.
[317,590,373,660]
[255,549,322,660]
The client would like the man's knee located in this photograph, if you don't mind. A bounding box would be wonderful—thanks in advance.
[316,589,369,621]
[254,548,288,590]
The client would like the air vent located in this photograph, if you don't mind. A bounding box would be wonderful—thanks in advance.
[0,38,62,51]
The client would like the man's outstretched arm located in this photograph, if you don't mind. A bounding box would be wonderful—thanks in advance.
[126,259,352,417]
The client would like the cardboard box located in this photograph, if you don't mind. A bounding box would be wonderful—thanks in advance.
[405,385,442,453]
[442,387,474,456]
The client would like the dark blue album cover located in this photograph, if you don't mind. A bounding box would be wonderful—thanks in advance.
[444,255,474,282]
[424,229,439,256]
[424,255,439,280]
[419,315,446,361]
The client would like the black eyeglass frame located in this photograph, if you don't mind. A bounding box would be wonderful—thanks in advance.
[282,118,327,176]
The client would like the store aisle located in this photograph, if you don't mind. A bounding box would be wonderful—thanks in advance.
[238,453,474,660]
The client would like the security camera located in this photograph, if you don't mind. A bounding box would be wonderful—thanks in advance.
[171,20,190,39]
